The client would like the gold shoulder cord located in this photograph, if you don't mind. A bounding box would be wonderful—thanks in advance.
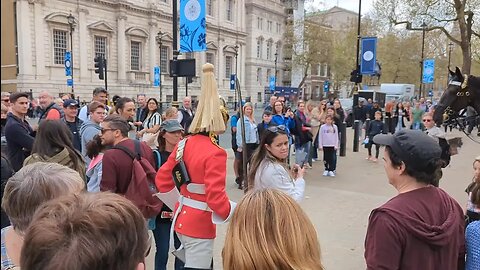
[209,131,221,149]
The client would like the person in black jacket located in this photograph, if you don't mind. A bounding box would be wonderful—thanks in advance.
[1,153,14,228]
[257,110,274,140]
[366,111,385,162]
[353,100,367,138]
[292,101,312,167]
[4,92,35,171]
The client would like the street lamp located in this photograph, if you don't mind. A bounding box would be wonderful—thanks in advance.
[447,42,454,85]
[156,31,167,106]
[274,51,278,88]
[419,21,427,98]
[67,13,76,96]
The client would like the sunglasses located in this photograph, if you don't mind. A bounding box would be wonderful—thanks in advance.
[100,128,117,134]
[1,99,9,102]
[422,119,432,122]
[267,125,286,133]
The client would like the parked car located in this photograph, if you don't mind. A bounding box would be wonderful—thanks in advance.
[339,97,365,127]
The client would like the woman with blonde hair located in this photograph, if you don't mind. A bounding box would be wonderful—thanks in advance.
[236,102,259,189]
[222,189,323,270]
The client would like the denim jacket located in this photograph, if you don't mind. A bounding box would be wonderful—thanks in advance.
[236,117,259,146]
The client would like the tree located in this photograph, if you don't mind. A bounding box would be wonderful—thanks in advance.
[373,0,480,74]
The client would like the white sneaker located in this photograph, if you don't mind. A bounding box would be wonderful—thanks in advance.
[312,158,317,162]
[323,170,329,176]
[328,171,335,177]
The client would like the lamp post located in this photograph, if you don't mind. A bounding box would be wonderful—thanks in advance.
[446,42,454,86]
[419,21,427,98]
[67,13,76,97]
[274,51,278,88]
[156,31,167,107]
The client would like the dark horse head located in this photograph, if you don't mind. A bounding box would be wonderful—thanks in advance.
[433,67,480,126]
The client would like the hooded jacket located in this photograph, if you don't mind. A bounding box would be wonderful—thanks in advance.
[365,186,465,270]
[23,148,86,181]
[80,119,101,164]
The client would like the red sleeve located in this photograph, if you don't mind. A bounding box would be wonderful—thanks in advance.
[364,211,403,270]
[45,109,61,120]
[204,149,230,220]
[100,152,118,192]
[155,145,178,193]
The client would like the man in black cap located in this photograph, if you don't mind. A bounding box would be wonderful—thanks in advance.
[62,99,83,152]
[364,129,465,270]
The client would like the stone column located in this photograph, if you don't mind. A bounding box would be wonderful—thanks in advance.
[117,15,127,81]
[78,8,89,80]
[16,0,33,78]
[33,1,44,77]
[148,22,157,83]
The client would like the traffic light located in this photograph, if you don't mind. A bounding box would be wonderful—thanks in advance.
[350,69,362,83]
[94,56,104,80]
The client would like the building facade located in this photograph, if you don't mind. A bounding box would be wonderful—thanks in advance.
[5,0,251,106]
[3,0,320,106]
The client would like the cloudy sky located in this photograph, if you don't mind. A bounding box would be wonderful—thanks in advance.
[305,0,374,15]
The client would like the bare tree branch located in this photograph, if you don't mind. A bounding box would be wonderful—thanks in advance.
[427,26,462,44]
[473,31,480,38]
[424,13,459,23]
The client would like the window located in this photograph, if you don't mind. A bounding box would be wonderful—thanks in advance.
[320,63,325,77]
[257,92,262,103]
[275,42,281,58]
[256,68,262,83]
[207,0,213,16]
[266,41,272,60]
[257,17,262,29]
[256,39,262,58]
[130,41,141,71]
[94,36,107,59]
[225,55,233,78]
[276,23,281,33]
[166,95,173,103]
[160,46,168,73]
[324,63,328,77]
[228,96,233,103]
[53,29,67,65]
[266,69,271,83]
[226,0,233,21]
[206,52,215,64]
[268,21,273,31]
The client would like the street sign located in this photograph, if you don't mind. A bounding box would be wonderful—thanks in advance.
[153,66,160,87]
[323,81,330,93]
[422,58,435,84]
[428,90,433,97]
[269,76,276,92]
[67,79,73,86]
[230,74,236,91]
[65,51,72,76]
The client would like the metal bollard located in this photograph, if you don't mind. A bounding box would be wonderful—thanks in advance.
[353,120,360,152]
[365,118,371,136]
[340,122,347,157]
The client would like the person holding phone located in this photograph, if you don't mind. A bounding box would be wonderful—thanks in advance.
[246,125,305,202]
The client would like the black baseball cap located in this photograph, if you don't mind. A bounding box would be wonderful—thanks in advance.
[63,99,79,108]
[373,130,441,170]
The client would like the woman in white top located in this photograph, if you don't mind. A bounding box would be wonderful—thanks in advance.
[246,125,306,201]
[137,98,162,148]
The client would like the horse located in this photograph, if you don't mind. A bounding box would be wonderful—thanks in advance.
[433,67,480,128]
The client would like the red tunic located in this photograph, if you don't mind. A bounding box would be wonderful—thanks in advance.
[155,134,231,239]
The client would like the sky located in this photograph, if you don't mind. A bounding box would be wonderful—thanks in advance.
[305,0,374,15]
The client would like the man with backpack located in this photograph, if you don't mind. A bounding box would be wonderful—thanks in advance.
[100,114,162,218]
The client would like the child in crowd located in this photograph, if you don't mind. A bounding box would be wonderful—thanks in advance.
[366,111,385,162]
[466,156,480,224]
[318,115,339,177]
[257,110,274,140]
[85,135,105,192]
[465,157,480,270]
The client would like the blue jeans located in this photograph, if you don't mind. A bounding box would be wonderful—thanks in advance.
[152,220,184,270]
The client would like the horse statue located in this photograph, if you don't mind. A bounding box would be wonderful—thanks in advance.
[433,67,480,133]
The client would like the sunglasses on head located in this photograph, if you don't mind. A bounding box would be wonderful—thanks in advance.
[267,125,286,133]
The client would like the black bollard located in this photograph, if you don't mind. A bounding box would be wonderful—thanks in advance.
[365,118,371,137]
[340,122,347,157]
[353,120,360,152]
[384,116,390,134]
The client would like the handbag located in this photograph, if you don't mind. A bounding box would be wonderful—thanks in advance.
[142,131,159,149]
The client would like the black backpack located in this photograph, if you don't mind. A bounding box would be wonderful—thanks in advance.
[438,137,451,168]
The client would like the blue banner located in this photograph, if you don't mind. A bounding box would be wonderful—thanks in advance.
[323,81,330,93]
[360,37,377,75]
[180,0,206,53]
[269,76,276,91]
[65,51,72,76]
[153,66,160,87]
[67,79,73,86]
[230,74,236,91]
[422,58,435,84]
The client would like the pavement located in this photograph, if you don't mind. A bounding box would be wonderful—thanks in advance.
[146,127,479,270]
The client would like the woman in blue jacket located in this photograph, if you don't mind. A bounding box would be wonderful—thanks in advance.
[236,102,259,189]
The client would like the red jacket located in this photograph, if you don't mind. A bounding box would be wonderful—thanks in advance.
[155,134,231,239]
